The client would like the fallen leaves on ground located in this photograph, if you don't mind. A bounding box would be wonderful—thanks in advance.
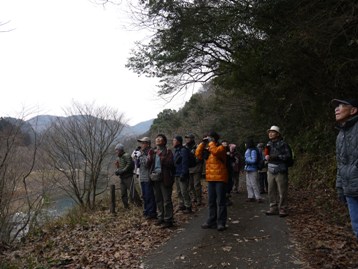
[0,204,199,268]
[288,187,358,269]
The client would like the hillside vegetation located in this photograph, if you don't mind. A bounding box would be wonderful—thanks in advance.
[1,1,358,268]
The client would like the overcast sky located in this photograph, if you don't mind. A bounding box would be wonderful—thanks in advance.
[0,0,194,125]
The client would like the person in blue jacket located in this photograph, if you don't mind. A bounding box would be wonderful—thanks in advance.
[244,138,262,203]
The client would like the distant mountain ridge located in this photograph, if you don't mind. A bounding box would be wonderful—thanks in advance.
[26,115,153,136]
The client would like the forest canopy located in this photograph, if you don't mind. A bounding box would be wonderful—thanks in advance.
[127,0,358,150]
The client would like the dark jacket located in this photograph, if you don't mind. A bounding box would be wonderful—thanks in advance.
[116,152,133,178]
[336,115,358,197]
[150,147,175,187]
[174,145,189,177]
[266,139,291,173]
[186,141,203,174]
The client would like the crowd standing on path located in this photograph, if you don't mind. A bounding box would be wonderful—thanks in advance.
[332,98,358,239]
[113,103,358,240]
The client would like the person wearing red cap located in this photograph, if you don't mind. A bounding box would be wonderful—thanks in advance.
[332,98,358,239]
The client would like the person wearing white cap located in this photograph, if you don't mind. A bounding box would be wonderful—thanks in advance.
[331,98,358,238]
[264,126,292,217]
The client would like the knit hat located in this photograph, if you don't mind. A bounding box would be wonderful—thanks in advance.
[174,135,183,144]
[115,143,124,150]
[208,131,220,142]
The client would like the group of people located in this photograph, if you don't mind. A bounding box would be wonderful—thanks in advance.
[113,97,358,238]
[113,127,293,232]
[114,133,203,229]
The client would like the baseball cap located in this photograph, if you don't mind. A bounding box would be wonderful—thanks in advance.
[185,133,195,139]
[331,98,358,108]
[137,137,151,143]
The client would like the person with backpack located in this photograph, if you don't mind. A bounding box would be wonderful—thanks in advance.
[244,138,263,203]
[184,133,203,206]
[114,143,142,209]
[264,126,292,217]
[196,131,228,231]
[331,98,358,238]
[173,135,193,214]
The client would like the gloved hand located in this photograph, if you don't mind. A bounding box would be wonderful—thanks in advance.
[268,154,279,161]
[180,174,189,182]
[115,169,124,176]
[337,189,347,204]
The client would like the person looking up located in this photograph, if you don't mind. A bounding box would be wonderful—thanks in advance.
[331,98,358,238]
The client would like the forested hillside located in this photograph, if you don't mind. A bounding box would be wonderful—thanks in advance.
[1,1,358,268]
[127,0,357,184]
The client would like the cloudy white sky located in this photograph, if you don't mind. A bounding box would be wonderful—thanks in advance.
[0,0,194,125]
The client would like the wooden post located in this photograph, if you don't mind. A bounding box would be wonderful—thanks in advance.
[110,184,116,214]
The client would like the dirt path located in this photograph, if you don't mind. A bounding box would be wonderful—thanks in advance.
[141,191,304,269]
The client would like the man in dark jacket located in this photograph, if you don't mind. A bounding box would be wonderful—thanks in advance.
[332,98,358,239]
[173,135,192,213]
[264,126,292,217]
[185,133,203,206]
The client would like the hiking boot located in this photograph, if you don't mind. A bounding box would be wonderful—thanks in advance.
[183,207,193,214]
[257,198,264,203]
[217,224,226,232]
[154,219,165,226]
[265,208,279,216]
[201,223,217,229]
[279,209,288,217]
[161,221,173,229]
[246,198,256,202]
[226,198,233,206]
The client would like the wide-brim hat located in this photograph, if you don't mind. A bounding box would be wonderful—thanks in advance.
[331,98,358,108]
[137,137,151,143]
[267,125,280,134]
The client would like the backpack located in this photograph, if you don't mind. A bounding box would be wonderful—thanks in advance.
[254,148,265,170]
[286,144,295,167]
[185,146,197,168]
